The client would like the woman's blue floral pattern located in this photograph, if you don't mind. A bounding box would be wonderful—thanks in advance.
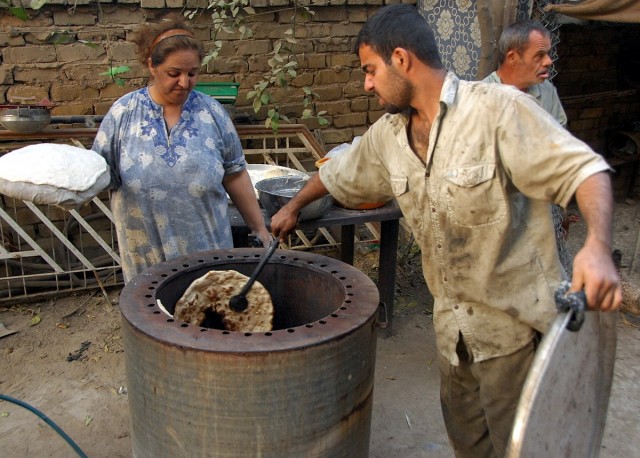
[92,87,246,282]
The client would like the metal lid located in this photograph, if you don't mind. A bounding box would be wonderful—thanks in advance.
[506,310,618,458]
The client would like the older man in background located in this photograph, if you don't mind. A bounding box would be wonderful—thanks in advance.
[484,19,575,276]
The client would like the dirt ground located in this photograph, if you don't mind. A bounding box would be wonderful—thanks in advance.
[1,197,639,457]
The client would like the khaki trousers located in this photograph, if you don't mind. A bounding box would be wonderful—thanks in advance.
[438,336,536,458]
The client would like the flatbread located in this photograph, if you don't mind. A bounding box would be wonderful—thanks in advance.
[174,270,274,332]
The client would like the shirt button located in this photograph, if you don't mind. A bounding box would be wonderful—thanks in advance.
[431,207,436,212]
[453,305,459,310]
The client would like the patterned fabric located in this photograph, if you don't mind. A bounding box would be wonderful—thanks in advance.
[319,73,610,365]
[419,0,532,79]
[92,87,246,282]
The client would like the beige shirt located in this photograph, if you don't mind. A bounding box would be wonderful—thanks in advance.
[483,71,568,127]
[320,72,610,365]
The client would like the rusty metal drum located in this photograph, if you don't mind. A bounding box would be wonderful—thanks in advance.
[119,248,380,458]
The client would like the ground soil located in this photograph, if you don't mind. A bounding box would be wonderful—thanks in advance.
[1,197,639,457]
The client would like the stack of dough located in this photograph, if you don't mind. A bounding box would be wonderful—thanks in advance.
[174,270,274,332]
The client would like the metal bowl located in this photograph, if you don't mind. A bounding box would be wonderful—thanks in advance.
[255,175,333,221]
[0,106,51,133]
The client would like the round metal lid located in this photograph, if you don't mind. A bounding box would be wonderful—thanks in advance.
[506,310,618,458]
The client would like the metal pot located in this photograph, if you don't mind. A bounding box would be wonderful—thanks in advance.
[0,105,51,133]
[119,248,380,457]
[255,175,333,221]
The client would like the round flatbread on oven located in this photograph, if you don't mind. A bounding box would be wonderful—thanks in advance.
[174,270,274,332]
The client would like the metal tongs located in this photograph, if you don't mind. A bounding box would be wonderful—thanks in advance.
[228,238,279,312]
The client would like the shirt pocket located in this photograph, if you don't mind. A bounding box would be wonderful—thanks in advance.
[390,175,408,197]
[390,174,422,231]
[443,163,506,227]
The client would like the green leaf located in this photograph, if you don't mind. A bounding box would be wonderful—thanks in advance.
[9,7,29,21]
[78,40,98,48]
[30,315,41,326]
[30,0,47,10]
[252,97,262,113]
[318,116,330,126]
[260,93,270,105]
[0,411,8,417]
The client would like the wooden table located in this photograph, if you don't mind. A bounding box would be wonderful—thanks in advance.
[228,201,403,335]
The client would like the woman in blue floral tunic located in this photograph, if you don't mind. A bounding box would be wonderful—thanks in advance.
[92,15,271,282]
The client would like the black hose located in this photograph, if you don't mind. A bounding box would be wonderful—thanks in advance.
[0,393,89,458]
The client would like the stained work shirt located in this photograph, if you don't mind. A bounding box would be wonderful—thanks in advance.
[320,72,610,365]
[92,88,245,282]
[483,71,568,126]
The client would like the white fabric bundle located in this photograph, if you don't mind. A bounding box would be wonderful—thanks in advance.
[0,143,111,210]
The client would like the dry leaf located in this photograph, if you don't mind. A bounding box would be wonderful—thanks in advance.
[30,315,41,326]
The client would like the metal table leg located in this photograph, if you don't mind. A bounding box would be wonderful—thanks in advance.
[378,219,400,337]
[340,225,355,265]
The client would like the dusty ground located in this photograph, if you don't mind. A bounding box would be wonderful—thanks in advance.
[1,197,639,457]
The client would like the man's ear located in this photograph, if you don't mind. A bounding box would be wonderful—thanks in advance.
[391,47,411,71]
[506,49,518,65]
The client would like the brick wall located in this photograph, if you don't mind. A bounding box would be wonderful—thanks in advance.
[0,0,414,150]
[1,3,639,154]
[554,22,640,155]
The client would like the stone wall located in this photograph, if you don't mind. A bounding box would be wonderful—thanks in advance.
[554,21,640,155]
[1,2,639,154]
[0,0,415,150]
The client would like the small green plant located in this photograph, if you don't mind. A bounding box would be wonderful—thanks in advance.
[0,0,35,20]
[98,65,132,87]
[2,0,329,129]
[1,0,131,87]
[187,0,329,131]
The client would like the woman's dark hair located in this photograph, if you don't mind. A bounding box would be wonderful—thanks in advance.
[130,13,205,67]
[353,4,444,69]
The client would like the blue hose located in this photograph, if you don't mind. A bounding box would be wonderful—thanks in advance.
[0,393,89,458]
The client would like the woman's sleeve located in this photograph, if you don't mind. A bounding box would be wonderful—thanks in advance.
[92,109,122,189]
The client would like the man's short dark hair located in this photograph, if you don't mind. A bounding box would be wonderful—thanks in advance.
[353,4,444,70]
